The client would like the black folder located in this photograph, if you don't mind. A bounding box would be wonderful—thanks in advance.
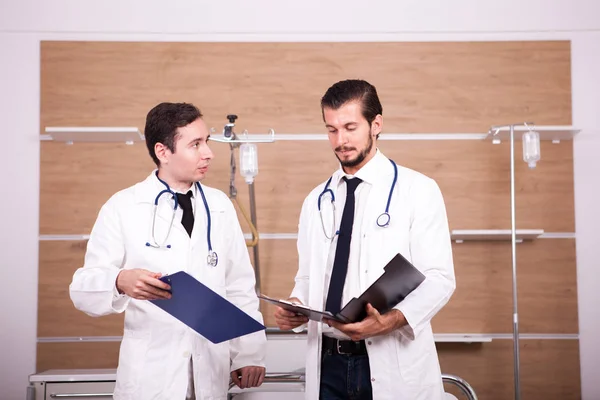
[260,252,425,324]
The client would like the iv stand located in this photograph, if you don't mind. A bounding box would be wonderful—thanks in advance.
[212,114,276,294]
[489,122,535,400]
[228,144,261,292]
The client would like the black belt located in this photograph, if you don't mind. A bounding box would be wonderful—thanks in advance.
[322,335,368,356]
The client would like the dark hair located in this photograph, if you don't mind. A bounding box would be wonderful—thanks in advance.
[320,79,383,126]
[144,102,203,166]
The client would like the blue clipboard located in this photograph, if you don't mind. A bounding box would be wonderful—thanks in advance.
[149,271,265,344]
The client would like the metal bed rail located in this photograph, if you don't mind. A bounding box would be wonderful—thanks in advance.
[442,373,478,400]
[228,372,478,400]
[229,373,305,389]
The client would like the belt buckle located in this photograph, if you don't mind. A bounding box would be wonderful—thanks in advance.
[336,339,352,355]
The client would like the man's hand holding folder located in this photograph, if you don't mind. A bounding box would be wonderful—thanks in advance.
[269,253,425,334]
[272,296,408,340]
[323,303,407,341]
[273,297,309,330]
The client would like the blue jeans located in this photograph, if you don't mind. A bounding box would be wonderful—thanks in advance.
[319,349,373,400]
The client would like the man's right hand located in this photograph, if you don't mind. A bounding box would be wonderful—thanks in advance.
[115,269,172,300]
[274,297,309,330]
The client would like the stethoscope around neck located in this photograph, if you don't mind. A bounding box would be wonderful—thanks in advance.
[145,171,218,267]
[317,158,398,240]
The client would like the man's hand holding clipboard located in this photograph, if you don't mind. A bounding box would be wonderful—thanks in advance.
[270,296,310,330]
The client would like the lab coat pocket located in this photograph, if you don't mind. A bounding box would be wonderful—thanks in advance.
[196,342,229,398]
[394,331,433,385]
[114,329,150,395]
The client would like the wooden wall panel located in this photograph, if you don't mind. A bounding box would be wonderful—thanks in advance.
[379,140,575,232]
[39,144,155,235]
[37,342,120,372]
[40,41,571,134]
[38,241,124,337]
[39,140,575,235]
[433,242,513,334]
[438,339,580,400]
[39,238,577,333]
[37,41,578,392]
[432,239,578,334]
[38,140,336,235]
[39,40,574,238]
[257,240,300,327]
[517,239,578,333]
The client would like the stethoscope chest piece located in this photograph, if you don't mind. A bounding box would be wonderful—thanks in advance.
[376,212,391,228]
[207,251,219,267]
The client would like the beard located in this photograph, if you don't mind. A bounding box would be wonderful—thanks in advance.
[335,133,374,168]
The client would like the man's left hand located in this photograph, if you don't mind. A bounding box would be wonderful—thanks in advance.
[324,304,407,341]
[231,365,266,389]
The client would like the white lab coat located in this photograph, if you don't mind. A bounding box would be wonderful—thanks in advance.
[290,151,456,400]
[70,171,267,400]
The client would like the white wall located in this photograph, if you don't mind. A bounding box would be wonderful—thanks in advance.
[0,33,40,400]
[1,0,600,34]
[572,33,600,400]
[1,1,599,399]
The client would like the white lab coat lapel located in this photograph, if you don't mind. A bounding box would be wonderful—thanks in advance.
[189,184,228,286]
[304,193,333,400]
[356,151,395,233]
[356,152,396,289]
[308,181,335,310]
[358,183,386,290]
[190,183,207,248]
[133,172,184,242]
[190,183,229,249]
[155,191,181,233]
[145,173,188,234]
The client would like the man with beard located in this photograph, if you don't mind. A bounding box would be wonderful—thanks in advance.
[274,80,456,400]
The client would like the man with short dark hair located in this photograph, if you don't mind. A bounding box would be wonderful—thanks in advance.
[274,80,456,400]
[70,102,267,400]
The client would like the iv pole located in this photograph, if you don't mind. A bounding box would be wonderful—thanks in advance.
[489,122,536,400]
[212,114,275,293]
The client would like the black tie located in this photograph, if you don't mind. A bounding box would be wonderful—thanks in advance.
[325,177,362,314]
[176,191,194,237]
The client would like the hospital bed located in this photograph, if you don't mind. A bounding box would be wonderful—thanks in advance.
[28,369,477,400]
